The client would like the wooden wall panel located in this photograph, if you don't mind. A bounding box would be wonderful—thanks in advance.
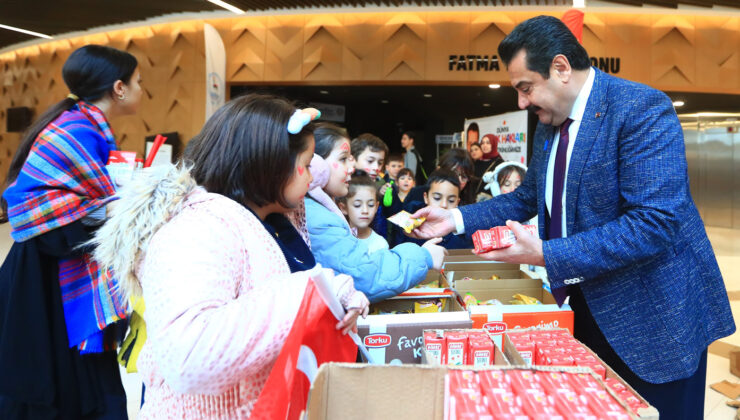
[265,15,305,81]
[695,16,739,90]
[303,14,344,81]
[0,10,738,185]
[651,15,696,89]
[426,12,470,82]
[341,14,385,81]
[212,17,267,82]
[0,20,206,186]
[469,12,517,83]
[603,14,651,85]
[382,13,427,81]
[582,13,607,59]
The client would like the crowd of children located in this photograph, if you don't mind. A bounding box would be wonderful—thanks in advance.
[0,44,529,419]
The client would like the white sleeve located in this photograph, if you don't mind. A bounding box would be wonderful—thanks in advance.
[451,208,466,235]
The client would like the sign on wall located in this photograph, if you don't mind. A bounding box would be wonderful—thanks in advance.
[204,23,226,120]
[464,110,528,164]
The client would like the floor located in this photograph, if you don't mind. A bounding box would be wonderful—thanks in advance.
[0,223,737,419]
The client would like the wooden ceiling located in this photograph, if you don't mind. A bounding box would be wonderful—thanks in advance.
[0,0,737,50]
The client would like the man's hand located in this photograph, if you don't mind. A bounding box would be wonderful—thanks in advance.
[477,220,545,266]
[408,206,456,239]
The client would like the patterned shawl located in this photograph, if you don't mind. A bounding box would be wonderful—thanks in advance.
[3,101,127,353]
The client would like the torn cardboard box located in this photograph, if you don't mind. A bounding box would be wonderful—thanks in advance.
[357,311,472,364]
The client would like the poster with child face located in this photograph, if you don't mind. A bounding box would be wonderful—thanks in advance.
[463,110,528,164]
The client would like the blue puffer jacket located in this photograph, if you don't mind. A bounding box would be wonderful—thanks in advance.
[305,197,433,303]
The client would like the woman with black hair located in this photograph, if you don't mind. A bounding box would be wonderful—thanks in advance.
[0,45,142,419]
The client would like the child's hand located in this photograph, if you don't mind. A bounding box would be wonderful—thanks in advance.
[422,237,448,271]
[328,273,370,333]
[379,183,391,196]
[337,307,362,335]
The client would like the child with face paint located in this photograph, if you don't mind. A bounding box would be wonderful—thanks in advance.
[338,172,389,254]
[86,95,369,418]
[305,122,447,303]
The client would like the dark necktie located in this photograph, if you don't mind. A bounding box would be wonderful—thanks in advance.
[549,118,573,306]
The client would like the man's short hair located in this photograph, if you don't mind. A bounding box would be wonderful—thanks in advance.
[426,168,460,190]
[386,153,403,164]
[498,15,591,79]
[351,133,389,158]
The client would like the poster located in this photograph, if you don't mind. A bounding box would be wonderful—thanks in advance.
[463,110,528,164]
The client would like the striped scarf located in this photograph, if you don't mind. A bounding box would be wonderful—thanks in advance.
[3,101,127,353]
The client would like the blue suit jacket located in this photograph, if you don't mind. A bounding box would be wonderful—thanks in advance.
[460,68,735,384]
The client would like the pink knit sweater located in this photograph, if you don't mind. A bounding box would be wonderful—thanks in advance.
[135,188,309,419]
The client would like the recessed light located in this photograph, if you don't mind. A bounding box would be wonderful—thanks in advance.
[381,99,389,104]
[423,94,432,98]
[673,101,685,107]
[320,90,329,95]
[488,84,501,89]
[483,103,491,107]
[206,0,245,14]
[0,23,53,39]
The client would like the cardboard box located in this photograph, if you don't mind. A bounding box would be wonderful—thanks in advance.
[357,311,472,364]
[469,304,574,349]
[307,363,448,420]
[445,248,477,257]
[504,327,659,420]
[370,290,461,314]
[731,349,740,378]
[306,363,656,420]
[446,269,538,285]
[443,261,522,270]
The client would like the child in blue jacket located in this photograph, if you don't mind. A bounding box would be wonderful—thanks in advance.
[305,123,446,303]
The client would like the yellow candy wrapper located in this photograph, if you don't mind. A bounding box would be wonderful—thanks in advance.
[509,293,541,305]
[388,211,426,233]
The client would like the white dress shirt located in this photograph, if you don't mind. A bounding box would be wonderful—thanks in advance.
[452,67,595,235]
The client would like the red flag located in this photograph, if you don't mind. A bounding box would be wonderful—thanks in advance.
[250,281,357,420]
[562,9,585,43]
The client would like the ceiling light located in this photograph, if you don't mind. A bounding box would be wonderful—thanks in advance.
[423,94,432,98]
[673,101,685,107]
[483,103,491,107]
[488,84,501,89]
[319,90,329,95]
[381,99,389,104]
[206,0,245,14]
[0,23,53,39]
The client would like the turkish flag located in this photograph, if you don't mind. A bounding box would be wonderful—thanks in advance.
[250,280,357,420]
[562,9,585,43]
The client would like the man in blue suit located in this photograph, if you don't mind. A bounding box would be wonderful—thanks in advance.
[411,15,734,418]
